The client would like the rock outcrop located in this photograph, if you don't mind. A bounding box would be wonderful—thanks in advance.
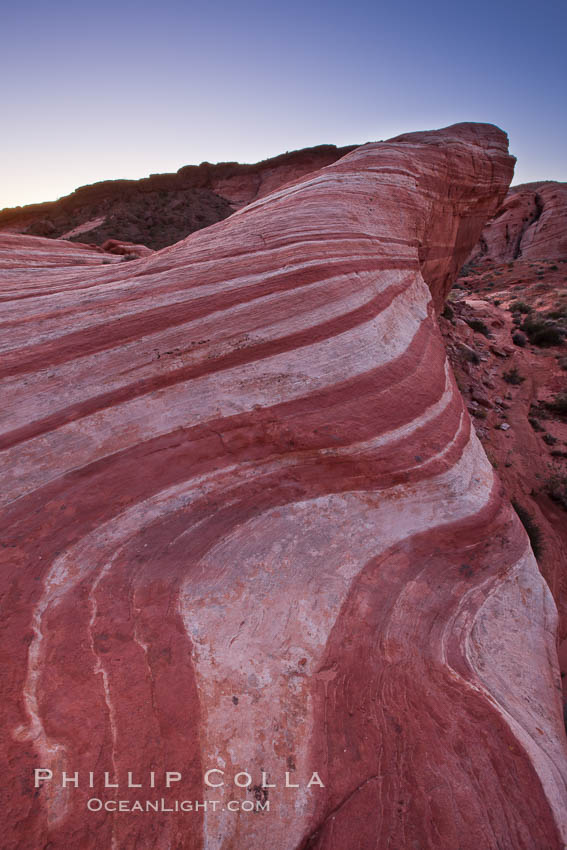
[100,238,154,259]
[447,257,567,703]
[2,123,566,850]
[467,181,567,265]
[0,232,123,269]
[0,145,355,250]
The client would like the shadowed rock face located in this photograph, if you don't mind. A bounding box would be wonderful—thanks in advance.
[2,123,566,850]
[467,181,567,265]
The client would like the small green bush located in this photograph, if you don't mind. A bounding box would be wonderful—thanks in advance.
[547,393,567,415]
[546,476,567,511]
[466,318,491,337]
[521,316,563,347]
[509,301,532,314]
[535,327,564,346]
[503,367,525,385]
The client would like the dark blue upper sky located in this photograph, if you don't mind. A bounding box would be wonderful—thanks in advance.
[2,0,565,207]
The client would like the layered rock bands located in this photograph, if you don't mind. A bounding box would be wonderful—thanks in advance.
[1,124,566,849]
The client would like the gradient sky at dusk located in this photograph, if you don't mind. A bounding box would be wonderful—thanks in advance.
[2,0,566,208]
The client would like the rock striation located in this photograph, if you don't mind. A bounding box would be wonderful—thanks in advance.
[2,124,567,850]
[0,232,123,269]
[467,181,567,265]
[448,258,567,705]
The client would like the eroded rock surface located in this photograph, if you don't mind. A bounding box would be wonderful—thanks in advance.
[446,258,567,703]
[468,181,567,265]
[0,232,122,269]
[2,124,566,850]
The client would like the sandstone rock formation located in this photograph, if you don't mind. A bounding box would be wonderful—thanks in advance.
[467,181,567,265]
[2,124,567,850]
[0,145,355,250]
[100,238,154,259]
[0,232,123,269]
[447,257,567,704]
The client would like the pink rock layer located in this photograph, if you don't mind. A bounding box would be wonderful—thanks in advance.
[1,124,566,850]
[0,232,123,269]
[468,181,567,265]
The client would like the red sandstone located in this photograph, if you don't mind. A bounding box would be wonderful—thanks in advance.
[468,181,567,265]
[1,124,566,850]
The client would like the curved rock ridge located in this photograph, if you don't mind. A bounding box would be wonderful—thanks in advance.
[0,232,123,269]
[467,180,567,265]
[1,123,566,850]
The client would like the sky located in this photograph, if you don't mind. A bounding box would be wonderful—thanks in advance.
[1,0,566,208]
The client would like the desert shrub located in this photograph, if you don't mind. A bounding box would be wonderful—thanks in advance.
[509,301,532,314]
[466,318,491,337]
[503,367,525,385]
[511,500,543,558]
[521,316,563,347]
[543,433,557,445]
[550,265,559,271]
[547,392,567,415]
[528,417,544,432]
[442,302,454,321]
[533,326,564,346]
[546,475,567,511]
[512,331,527,347]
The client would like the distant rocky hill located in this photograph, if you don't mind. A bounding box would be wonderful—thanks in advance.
[467,180,567,265]
[3,149,564,266]
[0,144,356,250]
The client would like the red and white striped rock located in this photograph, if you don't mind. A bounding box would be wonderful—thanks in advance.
[0,232,120,269]
[1,124,566,850]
